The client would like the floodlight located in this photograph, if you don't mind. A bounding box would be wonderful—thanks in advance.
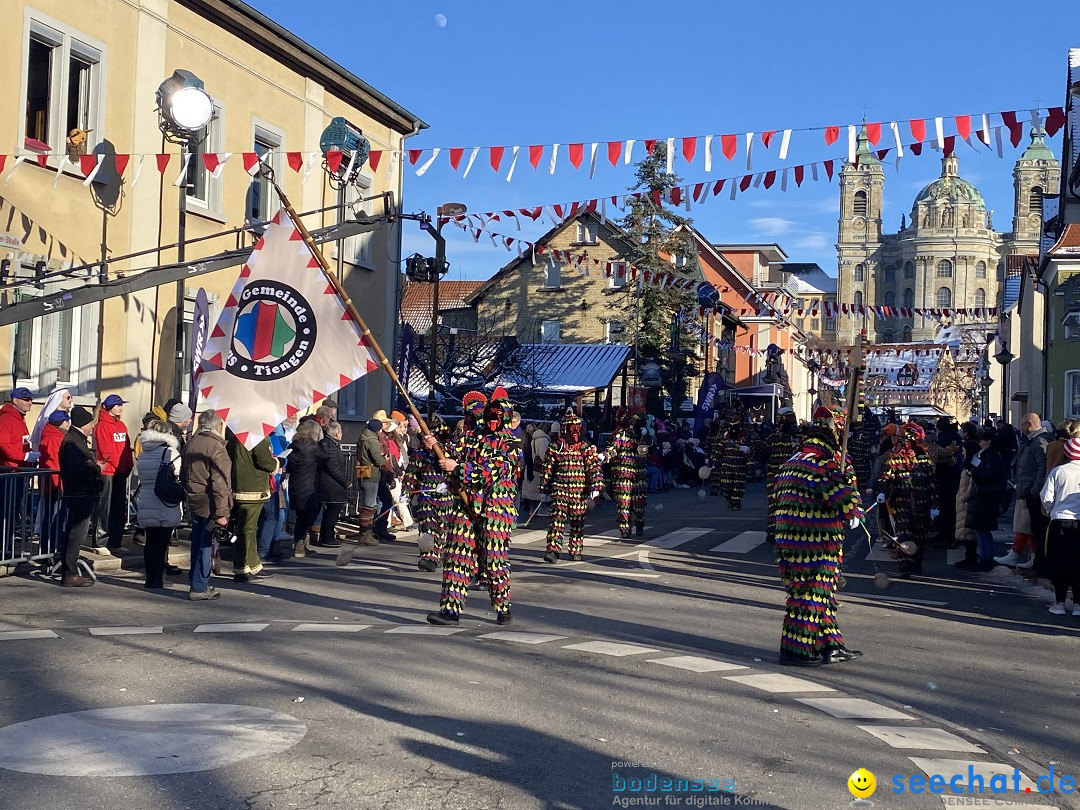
[157,70,214,141]
[320,117,370,186]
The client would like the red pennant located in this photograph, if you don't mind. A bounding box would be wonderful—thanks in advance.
[311,390,325,404]
[568,143,584,169]
[286,404,299,418]
[670,187,682,206]
[650,189,662,206]
[325,150,343,173]
[79,154,97,177]
[35,153,48,168]
[681,137,697,163]
[644,139,656,155]
[910,142,923,156]
[242,152,259,172]
[692,182,706,201]
[156,153,171,173]
[943,135,956,158]
[520,207,542,220]
[216,407,230,422]
[739,174,752,192]
[865,122,881,145]
[448,147,464,170]
[201,153,220,174]
[113,154,130,176]
[528,145,544,169]
[408,149,422,165]
[823,160,834,180]
[1046,107,1066,137]
[201,387,214,400]
[763,170,776,189]
[368,150,382,172]
[286,152,302,172]
[824,126,840,146]
[553,204,564,218]
[339,374,353,389]
[955,115,972,140]
[0,155,6,174]
[607,141,621,166]
[794,165,805,186]
[909,119,926,142]
[876,148,889,160]
[211,324,226,339]
[233,431,248,446]
[721,134,737,160]
[489,146,504,172]
[712,179,725,196]
[1000,111,1023,147]
[760,131,776,149]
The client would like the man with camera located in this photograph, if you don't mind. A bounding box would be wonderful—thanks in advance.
[180,410,233,601]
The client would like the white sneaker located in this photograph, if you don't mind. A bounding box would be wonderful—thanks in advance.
[994,550,1021,566]
[1049,602,1067,615]
[1016,556,1035,570]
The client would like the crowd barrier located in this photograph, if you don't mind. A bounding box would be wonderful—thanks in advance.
[0,469,63,568]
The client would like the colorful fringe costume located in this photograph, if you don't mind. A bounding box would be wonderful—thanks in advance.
[403,416,453,572]
[878,421,939,577]
[773,406,864,666]
[708,429,727,495]
[428,389,519,625]
[717,431,751,510]
[765,421,801,543]
[541,414,603,560]
[610,408,647,539]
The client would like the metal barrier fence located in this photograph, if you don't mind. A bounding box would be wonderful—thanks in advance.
[0,469,63,567]
[339,444,364,519]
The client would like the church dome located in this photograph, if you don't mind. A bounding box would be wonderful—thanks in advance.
[911,155,986,215]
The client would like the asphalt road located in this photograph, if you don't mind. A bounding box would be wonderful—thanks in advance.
[1,482,1077,810]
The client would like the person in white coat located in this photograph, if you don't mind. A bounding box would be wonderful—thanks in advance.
[135,420,182,589]
[1042,438,1080,616]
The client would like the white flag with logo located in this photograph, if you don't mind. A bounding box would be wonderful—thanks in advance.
[196,208,378,448]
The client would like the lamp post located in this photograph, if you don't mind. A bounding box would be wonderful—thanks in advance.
[419,202,466,420]
[156,70,214,400]
[994,342,1014,422]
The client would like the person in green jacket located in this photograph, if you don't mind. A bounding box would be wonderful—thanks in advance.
[225,429,279,583]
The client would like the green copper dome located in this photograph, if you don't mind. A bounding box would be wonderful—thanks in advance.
[911,155,986,214]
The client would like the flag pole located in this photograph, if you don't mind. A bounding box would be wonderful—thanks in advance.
[840,321,866,467]
[265,172,445,459]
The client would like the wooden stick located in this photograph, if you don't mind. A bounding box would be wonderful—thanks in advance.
[840,325,865,467]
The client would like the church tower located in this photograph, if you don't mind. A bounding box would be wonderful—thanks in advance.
[1010,126,1061,254]
[836,127,885,342]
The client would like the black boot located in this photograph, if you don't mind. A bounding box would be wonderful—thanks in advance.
[779,650,823,667]
[822,646,864,664]
[543,550,559,564]
[426,610,459,626]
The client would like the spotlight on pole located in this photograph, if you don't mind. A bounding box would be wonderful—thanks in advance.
[156,70,215,143]
[320,117,370,188]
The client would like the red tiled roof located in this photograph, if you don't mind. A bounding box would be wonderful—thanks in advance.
[400,280,484,332]
[1049,223,1080,254]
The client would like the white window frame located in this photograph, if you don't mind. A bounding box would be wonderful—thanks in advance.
[541,320,560,344]
[937,259,953,278]
[248,119,284,226]
[1066,369,1080,420]
[184,99,226,219]
[936,286,952,308]
[605,320,624,343]
[543,259,563,289]
[1063,309,1080,341]
[608,261,626,289]
[976,260,987,279]
[974,288,986,308]
[18,10,107,157]
[575,221,597,244]
[336,173,376,270]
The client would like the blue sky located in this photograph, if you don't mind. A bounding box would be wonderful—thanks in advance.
[249,0,1073,281]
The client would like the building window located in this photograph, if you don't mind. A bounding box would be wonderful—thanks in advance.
[903,288,914,309]
[673,254,688,268]
[882,329,895,343]
[1066,370,1080,419]
[884,291,896,307]
[937,259,953,278]
[1063,309,1080,341]
[796,318,805,330]
[975,260,987,279]
[11,275,99,392]
[854,263,865,282]
[605,320,624,343]
[853,190,868,217]
[575,221,597,244]
[997,261,1005,281]
[185,102,225,215]
[544,260,563,289]
[974,288,986,308]
[608,262,626,289]
[339,175,376,269]
[21,18,104,154]
[884,264,896,282]
[824,316,836,332]
[936,287,952,308]
[1030,186,1043,217]
[902,325,912,342]
[853,291,863,308]
[541,320,560,344]
[810,318,820,331]
[247,123,283,226]
[904,261,915,279]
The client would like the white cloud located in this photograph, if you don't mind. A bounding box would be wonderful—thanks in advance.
[791,232,831,251]
[749,216,797,235]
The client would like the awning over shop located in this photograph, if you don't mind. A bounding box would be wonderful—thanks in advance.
[499,343,632,396]
[733,383,785,399]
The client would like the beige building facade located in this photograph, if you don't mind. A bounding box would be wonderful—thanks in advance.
[2,0,423,435]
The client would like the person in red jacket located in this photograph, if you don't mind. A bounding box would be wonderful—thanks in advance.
[91,394,134,554]
[38,409,70,554]
[0,387,37,549]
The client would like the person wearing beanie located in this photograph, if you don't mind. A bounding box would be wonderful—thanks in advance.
[773,405,864,667]
[57,406,102,586]
[36,408,71,554]
[167,403,193,449]
[877,421,939,578]
[1046,420,1080,471]
[540,412,603,563]
[1041,438,1080,616]
[91,395,134,554]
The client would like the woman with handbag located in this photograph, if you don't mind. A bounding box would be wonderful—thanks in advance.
[134,419,183,589]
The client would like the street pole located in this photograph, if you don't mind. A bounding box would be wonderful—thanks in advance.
[429,222,444,422]
[174,144,188,400]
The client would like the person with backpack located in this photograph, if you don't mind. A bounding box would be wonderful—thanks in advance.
[134,419,183,589]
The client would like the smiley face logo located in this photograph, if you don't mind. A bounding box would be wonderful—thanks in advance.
[847,768,876,799]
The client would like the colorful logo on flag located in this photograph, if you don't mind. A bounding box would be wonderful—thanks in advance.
[227,281,318,381]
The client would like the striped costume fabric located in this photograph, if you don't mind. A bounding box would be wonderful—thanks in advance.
[541,416,603,556]
[402,441,452,567]
[708,431,727,494]
[717,438,751,510]
[765,426,800,541]
[773,430,864,660]
[610,426,647,537]
[878,423,939,574]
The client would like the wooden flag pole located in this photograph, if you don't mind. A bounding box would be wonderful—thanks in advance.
[839,322,866,468]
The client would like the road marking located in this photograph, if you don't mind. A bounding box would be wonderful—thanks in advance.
[511,529,548,546]
[562,641,661,657]
[193,623,269,633]
[477,631,566,644]
[290,624,371,632]
[348,564,391,571]
[909,758,1036,792]
[795,697,915,720]
[635,528,713,571]
[710,530,767,554]
[0,630,60,641]
[843,593,949,607]
[384,625,464,635]
[595,570,662,579]
[88,626,163,636]
[646,656,748,673]
[859,726,985,753]
[722,673,836,694]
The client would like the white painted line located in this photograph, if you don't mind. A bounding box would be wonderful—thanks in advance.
[88,626,164,636]
[193,623,270,633]
[596,571,662,579]
[710,530,767,554]
[646,656,748,673]
[348,564,391,571]
[909,758,1036,792]
[859,726,984,753]
[476,631,567,644]
[511,529,548,546]
[722,673,836,694]
[795,697,915,720]
[637,551,655,571]
[384,625,465,635]
[562,641,661,657]
[290,624,371,632]
[0,630,59,641]
[844,593,949,607]
[636,528,713,571]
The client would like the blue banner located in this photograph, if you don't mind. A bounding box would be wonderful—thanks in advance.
[395,322,415,411]
[188,288,210,415]
[693,371,724,437]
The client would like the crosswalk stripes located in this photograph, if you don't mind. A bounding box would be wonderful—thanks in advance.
[857,726,985,753]
[193,623,269,633]
[709,530,767,554]
[88,626,163,636]
[511,528,621,548]
[908,759,1038,793]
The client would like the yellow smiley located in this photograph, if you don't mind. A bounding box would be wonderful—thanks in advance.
[848,768,876,799]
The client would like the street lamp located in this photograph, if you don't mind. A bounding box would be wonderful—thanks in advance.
[994,342,1014,421]
[157,70,215,399]
[420,202,466,420]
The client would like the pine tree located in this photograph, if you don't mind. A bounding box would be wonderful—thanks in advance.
[612,141,703,408]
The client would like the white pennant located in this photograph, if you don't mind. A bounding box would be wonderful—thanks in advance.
[589,142,598,179]
[1030,108,1042,129]
[302,152,319,184]
[890,121,904,158]
[779,129,792,160]
[505,145,520,183]
[52,156,71,188]
[549,143,560,175]
[386,149,396,181]
[729,178,737,200]
[211,152,232,180]
[995,127,1003,158]
[461,147,480,178]
[415,148,440,176]
[4,154,27,184]
[981,113,991,146]
[752,173,762,188]
[745,132,753,170]
[624,139,635,165]
[130,154,146,189]
[173,153,192,187]
[82,153,105,186]
[704,134,713,173]
[847,125,857,162]
[811,163,819,181]
[780,168,788,191]
[934,117,944,149]
[340,150,357,183]
[666,137,675,174]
